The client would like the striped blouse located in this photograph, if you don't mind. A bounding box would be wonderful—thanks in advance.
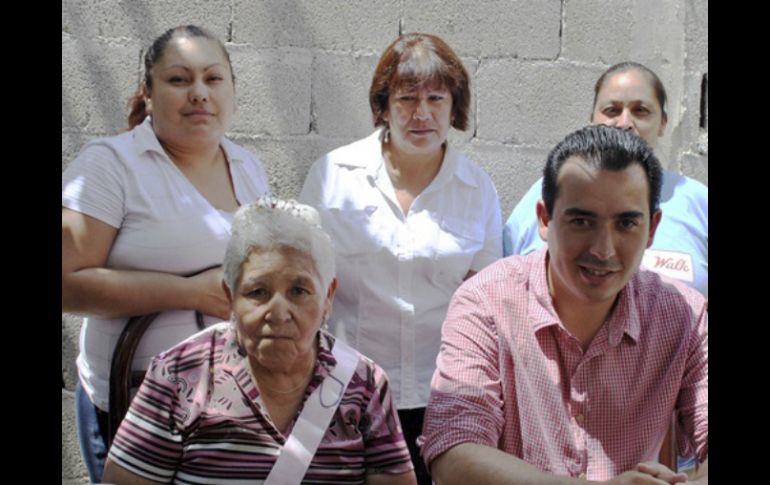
[108,323,413,484]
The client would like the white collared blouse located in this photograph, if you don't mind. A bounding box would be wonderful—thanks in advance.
[300,129,502,408]
[62,117,270,410]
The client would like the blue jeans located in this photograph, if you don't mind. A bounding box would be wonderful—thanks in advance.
[678,455,698,472]
[75,381,109,483]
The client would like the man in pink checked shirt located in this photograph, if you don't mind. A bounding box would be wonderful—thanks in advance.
[421,125,708,485]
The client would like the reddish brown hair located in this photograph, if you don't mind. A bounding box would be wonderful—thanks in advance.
[369,33,470,131]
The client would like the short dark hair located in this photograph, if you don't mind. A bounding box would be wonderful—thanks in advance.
[369,33,470,131]
[591,61,668,123]
[542,125,663,218]
[127,25,234,129]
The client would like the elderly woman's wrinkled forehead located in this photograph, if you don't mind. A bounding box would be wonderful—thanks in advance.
[238,244,323,287]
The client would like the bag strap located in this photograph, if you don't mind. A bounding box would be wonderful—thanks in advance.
[107,267,216,446]
[107,310,206,446]
[265,339,359,485]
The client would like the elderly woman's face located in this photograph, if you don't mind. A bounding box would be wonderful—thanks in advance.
[232,246,331,372]
[591,69,667,149]
[147,35,235,149]
[385,82,453,158]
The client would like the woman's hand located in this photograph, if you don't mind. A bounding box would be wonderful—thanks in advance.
[634,462,689,483]
[601,463,688,485]
[188,266,230,320]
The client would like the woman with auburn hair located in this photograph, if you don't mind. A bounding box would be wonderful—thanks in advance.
[300,33,502,483]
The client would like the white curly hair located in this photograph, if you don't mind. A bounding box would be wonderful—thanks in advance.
[223,196,335,295]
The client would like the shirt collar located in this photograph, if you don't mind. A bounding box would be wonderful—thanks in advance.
[427,143,479,190]
[133,116,166,157]
[527,248,562,333]
[331,129,384,173]
[607,276,641,345]
[219,136,245,164]
[527,248,641,345]
[132,116,243,164]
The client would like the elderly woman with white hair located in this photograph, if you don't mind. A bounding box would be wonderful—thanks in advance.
[102,197,416,485]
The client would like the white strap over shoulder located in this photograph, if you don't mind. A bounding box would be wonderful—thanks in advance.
[265,339,360,485]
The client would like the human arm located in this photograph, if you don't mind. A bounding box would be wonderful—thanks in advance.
[102,458,166,485]
[298,156,327,209]
[366,471,417,485]
[464,178,502,281]
[634,462,689,484]
[432,444,677,485]
[62,208,229,319]
[105,355,184,483]
[469,175,503,273]
[361,362,417,482]
[676,302,708,464]
[432,442,576,485]
[421,280,510,483]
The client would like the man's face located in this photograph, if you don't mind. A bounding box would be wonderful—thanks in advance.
[537,156,661,310]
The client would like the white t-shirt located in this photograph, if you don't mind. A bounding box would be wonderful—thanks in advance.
[62,117,270,410]
[300,129,502,408]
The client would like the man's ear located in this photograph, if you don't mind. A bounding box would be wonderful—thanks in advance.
[536,200,550,242]
[647,209,663,248]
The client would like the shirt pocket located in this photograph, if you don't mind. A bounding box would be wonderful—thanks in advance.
[431,215,485,288]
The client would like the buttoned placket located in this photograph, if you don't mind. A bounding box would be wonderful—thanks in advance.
[370,165,419,405]
[571,351,590,479]
[556,326,597,479]
[398,221,417,403]
[566,324,612,480]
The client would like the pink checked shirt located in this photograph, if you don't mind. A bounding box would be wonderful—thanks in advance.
[422,248,708,481]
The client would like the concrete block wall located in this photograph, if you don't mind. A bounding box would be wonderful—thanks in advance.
[62,1,708,481]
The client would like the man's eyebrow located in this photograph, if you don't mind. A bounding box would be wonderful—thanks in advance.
[564,208,597,217]
[615,211,645,219]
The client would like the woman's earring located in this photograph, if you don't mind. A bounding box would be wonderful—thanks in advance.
[383,126,390,144]
[321,313,329,332]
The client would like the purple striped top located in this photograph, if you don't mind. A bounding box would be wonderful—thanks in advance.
[108,322,413,483]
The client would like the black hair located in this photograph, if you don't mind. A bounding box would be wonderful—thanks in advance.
[542,125,663,219]
[127,25,234,129]
[592,61,668,122]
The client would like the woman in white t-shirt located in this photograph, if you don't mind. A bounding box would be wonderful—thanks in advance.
[300,33,502,484]
[62,25,270,483]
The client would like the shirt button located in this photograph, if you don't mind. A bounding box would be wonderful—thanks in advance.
[575,414,585,425]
